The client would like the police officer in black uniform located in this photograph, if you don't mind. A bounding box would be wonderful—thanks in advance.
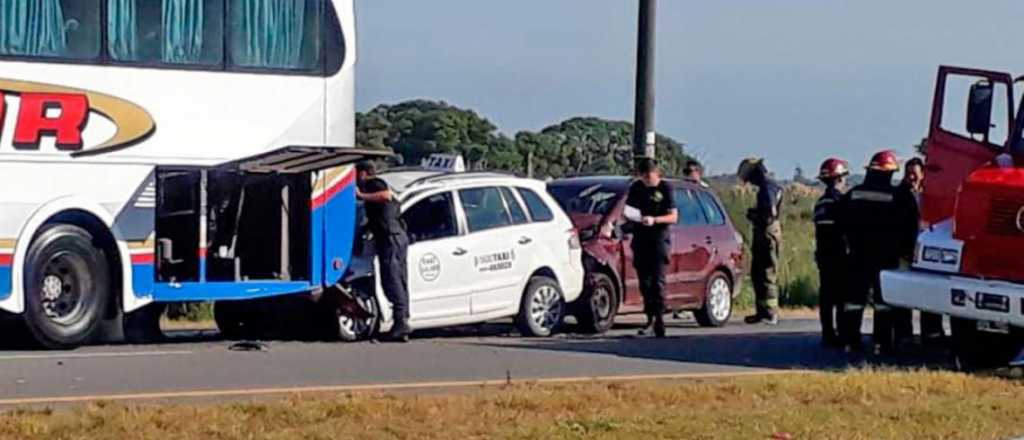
[814,158,850,348]
[838,151,919,354]
[625,158,679,338]
[355,162,411,342]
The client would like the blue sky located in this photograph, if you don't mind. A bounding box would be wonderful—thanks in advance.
[355,0,1024,175]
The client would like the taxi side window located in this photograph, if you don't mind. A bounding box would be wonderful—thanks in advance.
[499,187,529,225]
[459,187,512,233]
[517,188,554,222]
[403,192,458,243]
[696,191,727,226]
[675,188,708,226]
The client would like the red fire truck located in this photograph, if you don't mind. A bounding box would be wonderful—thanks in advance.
[882,66,1024,367]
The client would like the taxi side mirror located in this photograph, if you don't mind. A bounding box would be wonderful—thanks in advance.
[966,80,994,137]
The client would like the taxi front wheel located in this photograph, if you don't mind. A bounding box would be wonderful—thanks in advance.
[517,276,564,337]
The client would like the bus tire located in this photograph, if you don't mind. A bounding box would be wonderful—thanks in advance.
[23,224,111,350]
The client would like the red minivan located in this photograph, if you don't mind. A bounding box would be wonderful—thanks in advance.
[548,177,744,333]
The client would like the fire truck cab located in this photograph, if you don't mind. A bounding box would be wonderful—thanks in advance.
[881,66,1024,367]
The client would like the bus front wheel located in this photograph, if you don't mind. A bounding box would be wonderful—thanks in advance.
[23,225,111,350]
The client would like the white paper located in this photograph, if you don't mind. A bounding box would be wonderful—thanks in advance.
[623,205,643,223]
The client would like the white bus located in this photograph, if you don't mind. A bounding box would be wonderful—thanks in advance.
[0,0,379,349]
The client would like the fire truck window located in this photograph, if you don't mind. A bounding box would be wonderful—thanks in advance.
[228,0,322,71]
[107,0,225,66]
[940,75,1010,148]
[0,0,101,60]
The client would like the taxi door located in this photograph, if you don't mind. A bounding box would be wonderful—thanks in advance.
[455,186,526,316]
[402,192,472,323]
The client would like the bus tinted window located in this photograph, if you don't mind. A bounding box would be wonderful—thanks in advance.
[0,0,101,59]
[228,0,321,71]
[108,0,225,66]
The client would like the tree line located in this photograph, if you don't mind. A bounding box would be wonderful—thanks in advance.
[356,100,696,178]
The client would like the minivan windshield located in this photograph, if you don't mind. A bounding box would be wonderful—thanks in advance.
[548,183,624,216]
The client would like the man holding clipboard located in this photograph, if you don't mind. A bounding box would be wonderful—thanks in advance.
[624,158,679,338]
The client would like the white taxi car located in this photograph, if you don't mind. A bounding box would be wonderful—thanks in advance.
[338,170,585,340]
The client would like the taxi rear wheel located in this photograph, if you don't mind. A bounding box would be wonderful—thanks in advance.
[517,276,564,337]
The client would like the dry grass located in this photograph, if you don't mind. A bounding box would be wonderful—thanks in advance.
[2,370,1023,439]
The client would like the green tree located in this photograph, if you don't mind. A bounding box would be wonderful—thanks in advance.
[356,100,697,178]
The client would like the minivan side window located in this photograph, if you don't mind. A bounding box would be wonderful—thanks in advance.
[403,192,458,243]
[459,187,512,233]
[696,191,727,226]
[676,188,708,226]
[517,188,554,222]
[0,0,101,60]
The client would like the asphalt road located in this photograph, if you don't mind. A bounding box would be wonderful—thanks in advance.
[0,316,949,406]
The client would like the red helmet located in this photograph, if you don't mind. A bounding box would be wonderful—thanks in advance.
[867,150,900,172]
[818,158,850,180]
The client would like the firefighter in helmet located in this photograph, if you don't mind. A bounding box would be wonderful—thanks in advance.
[838,151,919,354]
[737,158,783,325]
[814,158,850,348]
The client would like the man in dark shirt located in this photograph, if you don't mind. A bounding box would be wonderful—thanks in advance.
[814,158,850,347]
[737,158,784,325]
[355,162,411,342]
[624,158,679,338]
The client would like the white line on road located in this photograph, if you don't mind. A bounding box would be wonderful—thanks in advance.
[0,369,815,406]
[0,350,193,361]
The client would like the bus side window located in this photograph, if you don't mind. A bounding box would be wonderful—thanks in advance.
[107,0,225,66]
[227,0,322,71]
[0,0,101,60]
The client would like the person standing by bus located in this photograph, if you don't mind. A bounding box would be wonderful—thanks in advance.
[737,158,783,326]
[625,158,679,338]
[814,158,850,347]
[356,162,412,342]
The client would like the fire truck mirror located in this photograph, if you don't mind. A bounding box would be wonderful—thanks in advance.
[966,80,994,137]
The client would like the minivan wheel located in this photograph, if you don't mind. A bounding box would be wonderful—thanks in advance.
[576,272,618,334]
[23,225,111,350]
[695,272,732,327]
[517,276,565,337]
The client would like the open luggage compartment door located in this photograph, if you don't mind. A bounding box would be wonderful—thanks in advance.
[218,146,392,174]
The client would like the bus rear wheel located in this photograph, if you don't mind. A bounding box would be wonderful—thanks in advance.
[23,225,111,350]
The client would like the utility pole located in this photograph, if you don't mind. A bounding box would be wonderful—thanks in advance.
[633,0,657,163]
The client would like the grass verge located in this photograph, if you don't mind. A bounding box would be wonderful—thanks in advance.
[3,370,1023,440]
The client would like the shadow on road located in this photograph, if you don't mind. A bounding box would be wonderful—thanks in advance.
[469,329,954,372]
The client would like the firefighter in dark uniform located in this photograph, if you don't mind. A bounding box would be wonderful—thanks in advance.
[814,158,850,348]
[625,158,679,338]
[838,151,919,354]
[355,162,412,342]
[738,158,783,325]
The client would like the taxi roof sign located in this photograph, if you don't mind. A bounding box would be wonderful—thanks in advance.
[421,154,465,172]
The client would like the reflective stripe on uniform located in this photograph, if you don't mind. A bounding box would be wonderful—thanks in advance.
[874,303,892,312]
[815,220,835,225]
[843,303,866,312]
[850,190,894,203]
